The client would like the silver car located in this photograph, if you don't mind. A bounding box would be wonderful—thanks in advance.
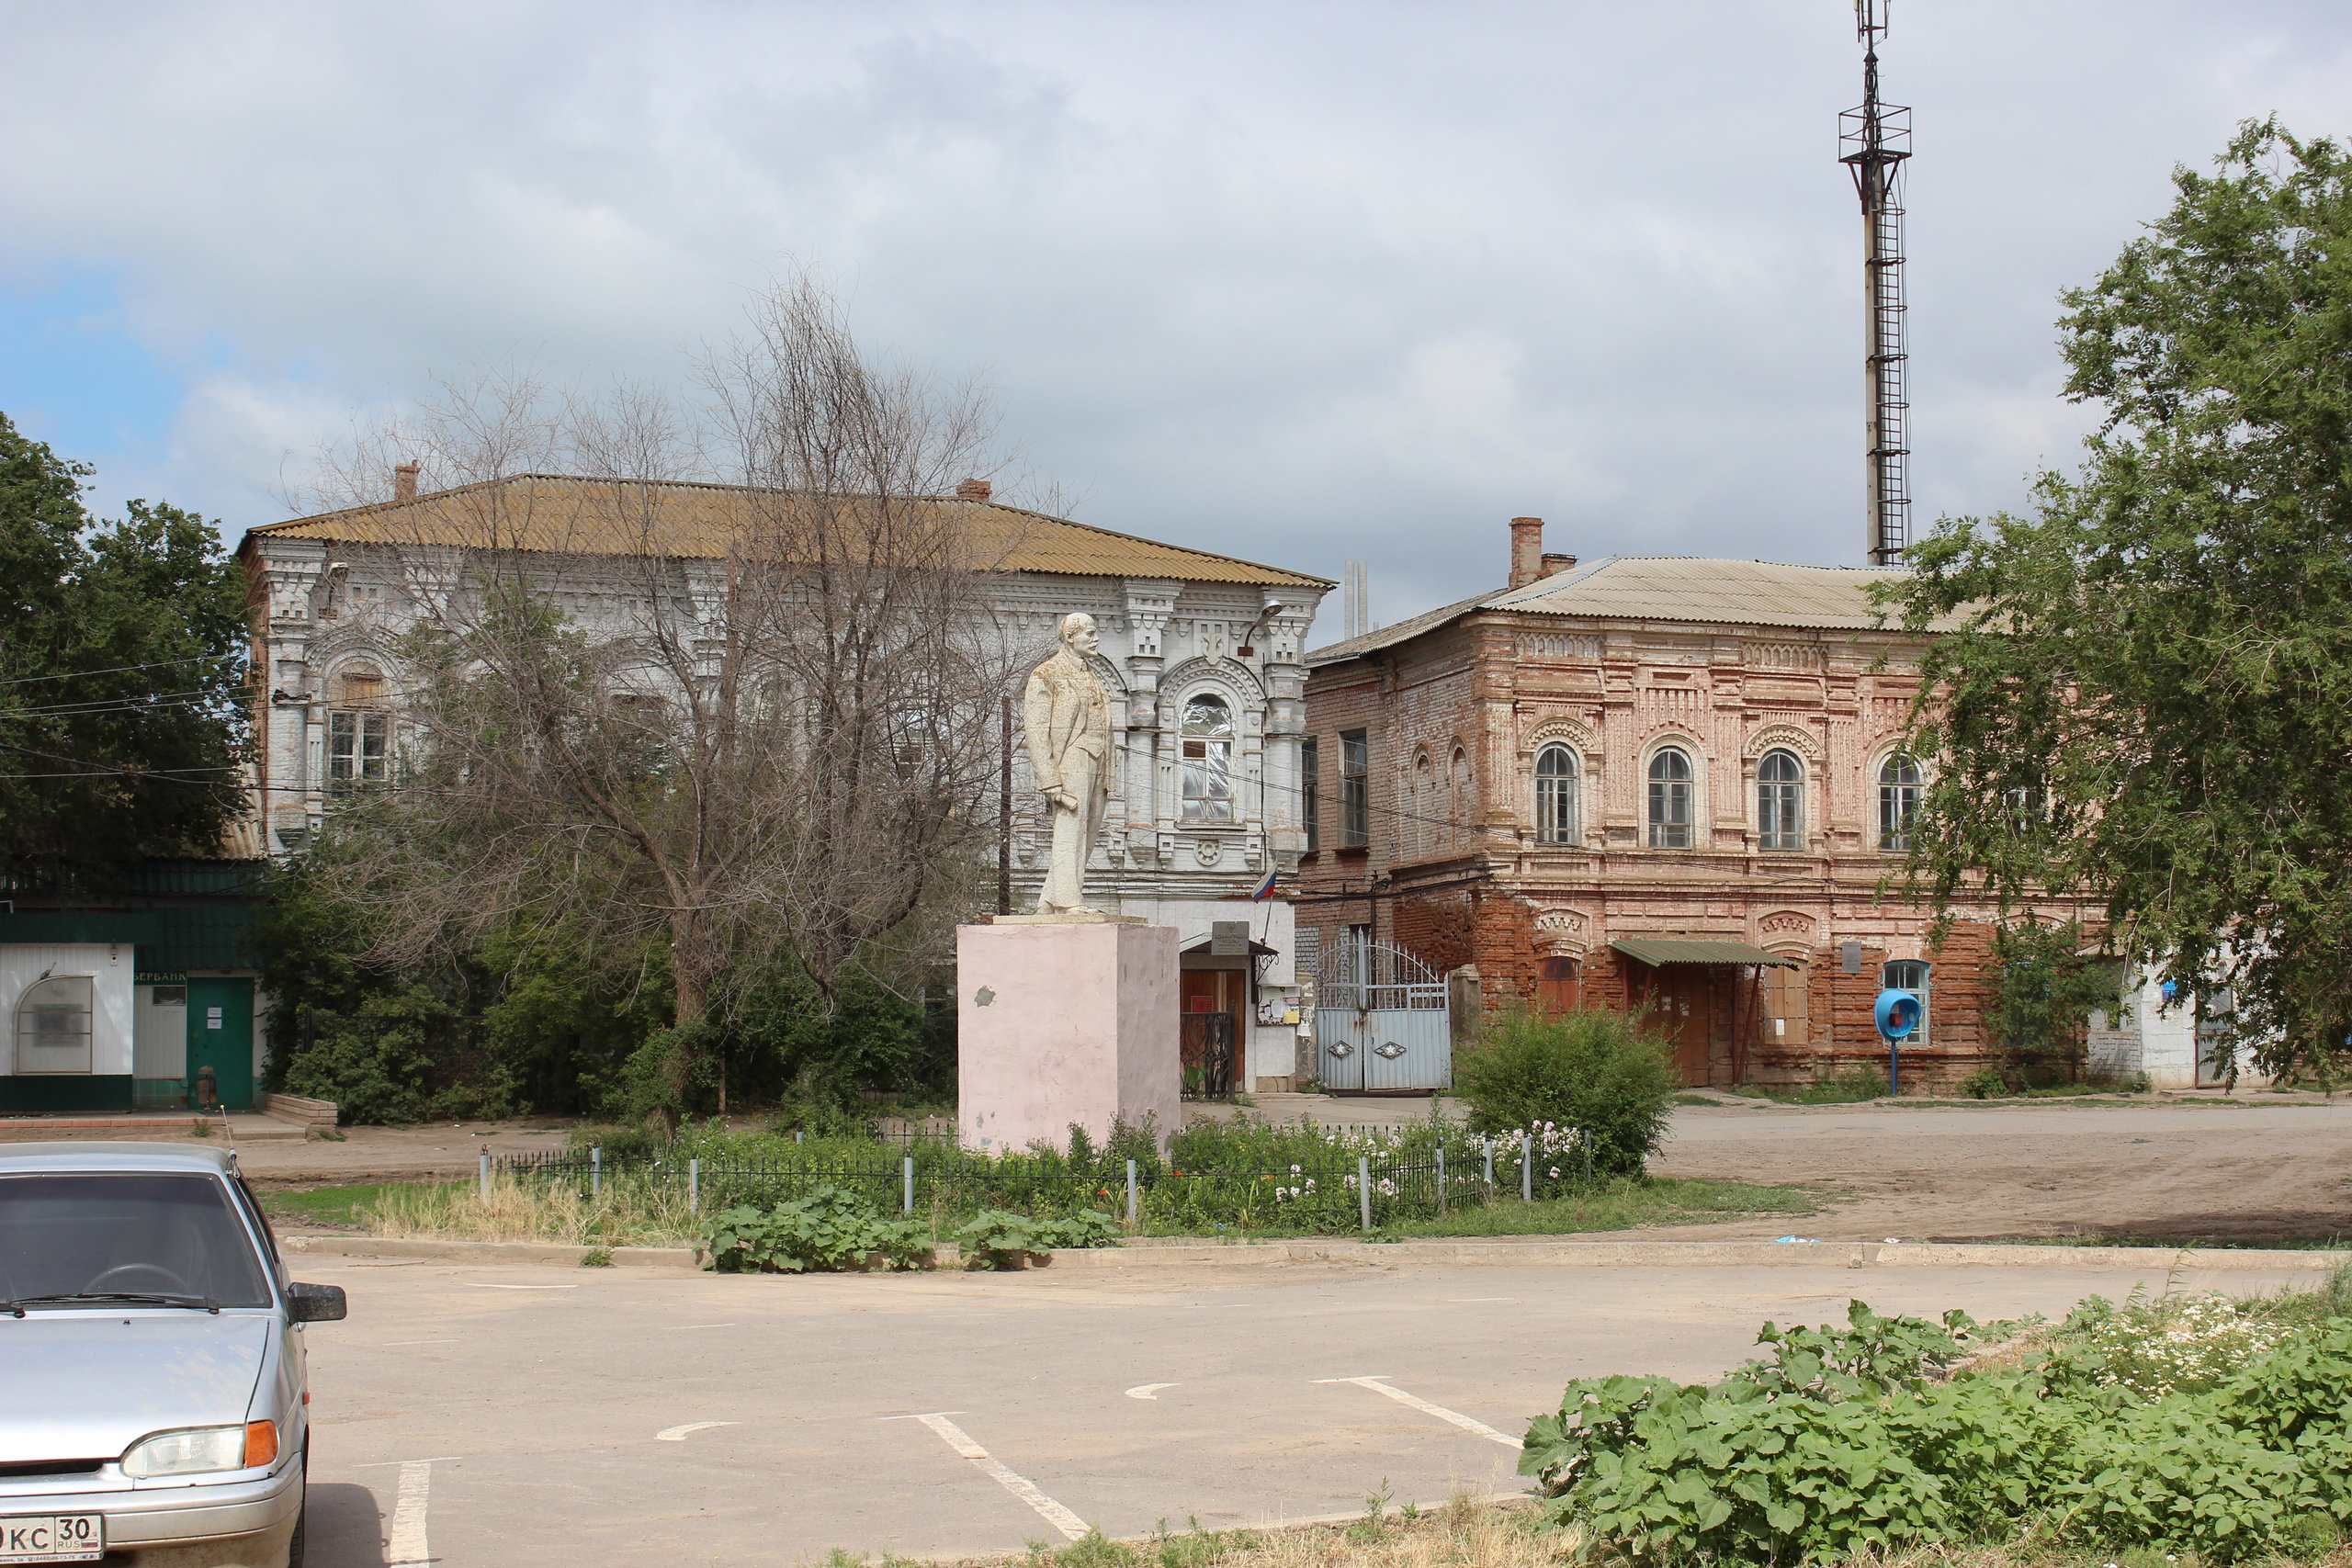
[0,1142,345,1567]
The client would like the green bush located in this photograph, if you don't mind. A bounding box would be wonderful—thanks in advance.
[703,1184,930,1273]
[1524,1290,2352,1564]
[1453,1008,1677,1176]
[954,1208,1123,1269]
[1960,1067,2008,1100]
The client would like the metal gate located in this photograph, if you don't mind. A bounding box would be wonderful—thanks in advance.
[1180,1011,1237,1099]
[1313,939,1451,1092]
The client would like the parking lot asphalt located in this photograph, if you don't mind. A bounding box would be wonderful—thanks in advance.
[288,1252,2315,1566]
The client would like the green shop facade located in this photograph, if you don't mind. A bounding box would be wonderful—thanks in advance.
[0,863,266,1115]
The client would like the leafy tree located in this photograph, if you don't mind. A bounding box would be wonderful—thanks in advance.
[1883,121,2352,1080]
[1984,919,2120,1087]
[0,413,249,874]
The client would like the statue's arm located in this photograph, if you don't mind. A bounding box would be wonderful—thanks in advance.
[1022,671,1061,792]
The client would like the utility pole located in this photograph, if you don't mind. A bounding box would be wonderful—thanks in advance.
[1841,0,1912,568]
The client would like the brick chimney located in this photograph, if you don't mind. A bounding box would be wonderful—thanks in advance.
[955,478,993,501]
[1541,551,1577,578]
[392,462,420,502]
[1509,516,1545,589]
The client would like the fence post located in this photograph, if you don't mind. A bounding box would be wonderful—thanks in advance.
[1125,1158,1138,1227]
[689,1156,700,1215]
[1483,1138,1494,1196]
[902,1156,915,1214]
[1520,1133,1532,1202]
[1435,1145,1446,1216]
[479,1150,490,1204]
[592,1145,602,1200]
[1358,1155,1373,1232]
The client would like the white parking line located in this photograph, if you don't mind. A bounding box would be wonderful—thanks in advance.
[1313,1377,1521,1448]
[888,1413,1090,1540]
[458,1281,576,1291]
[386,1459,435,1566]
[656,1421,739,1441]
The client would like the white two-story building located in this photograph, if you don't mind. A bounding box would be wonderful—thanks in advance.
[237,473,1331,1094]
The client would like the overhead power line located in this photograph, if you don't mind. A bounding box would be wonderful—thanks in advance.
[0,655,238,688]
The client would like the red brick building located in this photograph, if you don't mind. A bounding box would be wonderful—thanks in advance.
[1291,518,2089,1091]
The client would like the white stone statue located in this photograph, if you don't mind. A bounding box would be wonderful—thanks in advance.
[1023,612,1114,915]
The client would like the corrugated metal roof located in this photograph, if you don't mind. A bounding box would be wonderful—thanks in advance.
[242,474,1330,590]
[1309,554,1943,666]
[1611,937,1799,968]
[1494,555,1914,629]
[0,908,261,972]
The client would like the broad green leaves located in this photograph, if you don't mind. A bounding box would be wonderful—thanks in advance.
[1526,1294,2352,1564]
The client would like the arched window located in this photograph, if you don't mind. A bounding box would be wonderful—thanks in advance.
[1878,753,1923,851]
[1647,747,1693,849]
[1411,751,1432,857]
[1757,749,1804,852]
[1451,747,1471,851]
[16,975,94,1075]
[1180,694,1234,821]
[328,663,390,789]
[1534,744,1580,845]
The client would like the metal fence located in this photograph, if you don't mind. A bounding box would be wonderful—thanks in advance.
[484,1129,1596,1234]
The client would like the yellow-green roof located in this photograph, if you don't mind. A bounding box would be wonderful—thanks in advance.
[242,473,1330,590]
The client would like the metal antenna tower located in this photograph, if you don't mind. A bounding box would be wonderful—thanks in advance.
[1840,0,1911,566]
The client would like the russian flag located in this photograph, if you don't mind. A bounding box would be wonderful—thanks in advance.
[1249,867,1279,901]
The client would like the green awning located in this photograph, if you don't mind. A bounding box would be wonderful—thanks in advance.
[1611,937,1799,969]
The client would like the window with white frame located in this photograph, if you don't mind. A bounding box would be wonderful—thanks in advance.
[1647,746,1693,849]
[16,976,95,1074]
[1180,693,1235,821]
[1878,753,1923,851]
[1757,749,1804,852]
[1534,743,1580,844]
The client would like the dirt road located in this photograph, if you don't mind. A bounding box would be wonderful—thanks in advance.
[1648,1100,2352,1243]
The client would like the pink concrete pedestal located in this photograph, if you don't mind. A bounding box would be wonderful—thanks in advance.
[956,922,1180,1154]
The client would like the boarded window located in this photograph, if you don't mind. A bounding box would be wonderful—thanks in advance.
[1765,960,1809,1046]
[1538,956,1582,1014]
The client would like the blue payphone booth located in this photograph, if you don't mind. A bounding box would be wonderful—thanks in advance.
[1874,987,1921,1097]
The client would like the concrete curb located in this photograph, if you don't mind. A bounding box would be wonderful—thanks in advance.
[278,1232,2346,1274]
[1038,1239,2347,1271]
[280,1234,703,1269]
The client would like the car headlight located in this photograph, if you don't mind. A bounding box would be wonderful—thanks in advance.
[122,1421,277,1478]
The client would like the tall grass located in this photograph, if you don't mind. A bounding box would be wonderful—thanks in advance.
[368,1172,702,1247]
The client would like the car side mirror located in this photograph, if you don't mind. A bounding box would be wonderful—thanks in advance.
[287,1282,347,1323]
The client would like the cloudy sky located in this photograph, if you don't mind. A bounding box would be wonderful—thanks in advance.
[4,1,2347,633]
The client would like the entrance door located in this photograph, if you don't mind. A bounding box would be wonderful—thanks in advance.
[184,978,254,1111]
[1181,971,1243,1098]
[1647,967,1719,1087]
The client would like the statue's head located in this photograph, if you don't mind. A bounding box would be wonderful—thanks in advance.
[1059,612,1100,657]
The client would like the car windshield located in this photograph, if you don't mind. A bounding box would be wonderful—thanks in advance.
[0,1173,272,1309]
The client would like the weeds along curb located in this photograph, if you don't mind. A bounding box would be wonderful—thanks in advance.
[277,1234,2349,1273]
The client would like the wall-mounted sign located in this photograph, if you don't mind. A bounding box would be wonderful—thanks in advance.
[136,972,188,985]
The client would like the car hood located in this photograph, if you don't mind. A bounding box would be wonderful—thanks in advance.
[0,1314,271,1462]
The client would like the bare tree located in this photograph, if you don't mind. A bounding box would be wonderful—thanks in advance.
[301,278,1022,1115]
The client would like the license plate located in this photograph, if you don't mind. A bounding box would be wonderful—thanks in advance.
[0,1515,102,1563]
